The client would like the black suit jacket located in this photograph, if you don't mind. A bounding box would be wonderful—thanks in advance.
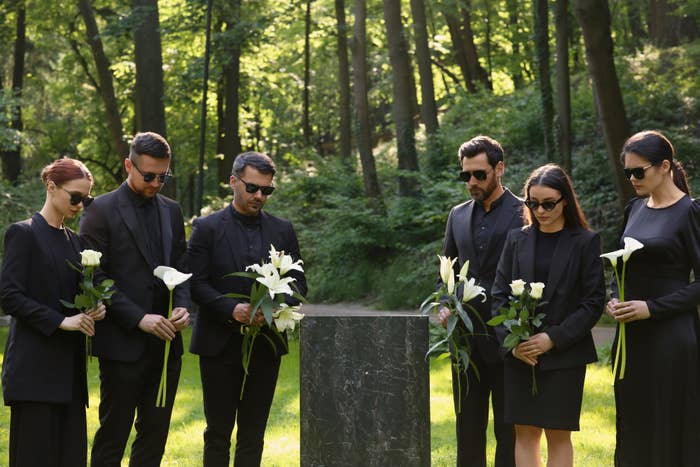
[79,183,190,362]
[442,189,523,363]
[0,213,87,404]
[491,226,605,370]
[188,206,307,357]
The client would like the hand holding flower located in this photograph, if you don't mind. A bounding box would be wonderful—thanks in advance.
[138,314,177,341]
[518,332,554,358]
[87,303,107,321]
[512,344,538,366]
[60,313,96,336]
[610,300,650,323]
[169,307,190,330]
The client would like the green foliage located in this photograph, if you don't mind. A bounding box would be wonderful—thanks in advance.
[0,178,45,258]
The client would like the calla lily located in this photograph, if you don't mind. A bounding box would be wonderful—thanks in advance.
[438,255,457,287]
[462,277,486,303]
[529,282,545,300]
[256,268,296,299]
[622,237,644,262]
[600,249,623,268]
[272,304,304,332]
[458,260,470,283]
[154,266,192,291]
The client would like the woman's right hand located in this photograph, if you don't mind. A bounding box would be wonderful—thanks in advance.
[512,344,537,366]
[59,313,95,336]
[605,298,620,318]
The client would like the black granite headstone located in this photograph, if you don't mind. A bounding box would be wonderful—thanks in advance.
[300,307,430,466]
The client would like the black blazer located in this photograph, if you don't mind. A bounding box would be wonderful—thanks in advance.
[443,189,523,363]
[0,213,86,404]
[188,206,307,357]
[79,183,190,362]
[491,226,605,370]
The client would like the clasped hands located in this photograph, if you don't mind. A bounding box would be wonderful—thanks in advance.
[59,303,107,336]
[233,303,265,326]
[138,307,190,341]
[605,298,650,323]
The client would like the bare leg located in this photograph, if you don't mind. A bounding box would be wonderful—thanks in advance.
[514,424,543,467]
[544,429,573,467]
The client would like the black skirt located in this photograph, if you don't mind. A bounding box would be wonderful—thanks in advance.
[503,358,586,431]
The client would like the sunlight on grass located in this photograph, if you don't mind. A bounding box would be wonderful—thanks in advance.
[0,326,616,465]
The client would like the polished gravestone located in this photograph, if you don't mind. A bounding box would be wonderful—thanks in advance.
[300,306,430,467]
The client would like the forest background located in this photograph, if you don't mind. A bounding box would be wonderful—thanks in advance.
[1,0,699,310]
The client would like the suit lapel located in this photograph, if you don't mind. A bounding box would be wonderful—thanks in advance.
[117,185,152,266]
[259,211,272,255]
[222,206,243,272]
[156,196,172,266]
[543,228,576,302]
[455,201,479,276]
[517,227,536,283]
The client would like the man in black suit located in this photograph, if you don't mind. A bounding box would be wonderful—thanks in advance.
[439,135,522,467]
[80,132,191,467]
[188,151,307,466]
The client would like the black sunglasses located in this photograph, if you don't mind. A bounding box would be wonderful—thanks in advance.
[131,159,172,184]
[458,170,490,182]
[524,197,564,212]
[60,186,93,206]
[623,163,654,180]
[235,175,275,196]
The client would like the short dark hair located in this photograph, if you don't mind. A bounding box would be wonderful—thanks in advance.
[458,135,504,167]
[129,132,171,161]
[523,163,589,230]
[231,152,276,176]
[621,129,689,195]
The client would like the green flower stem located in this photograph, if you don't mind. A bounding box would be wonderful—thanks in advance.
[156,291,173,408]
[612,263,627,382]
[240,327,259,400]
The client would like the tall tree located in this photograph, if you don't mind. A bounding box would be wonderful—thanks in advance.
[410,0,439,135]
[534,0,555,160]
[459,1,491,90]
[383,0,420,197]
[444,10,475,92]
[132,0,171,195]
[218,5,243,194]
[335,0,352,161]
[352,0,381,198]
[555,0,572,172]
[506,0,525,89]
[303,0,313,145]
[1,1,25,183]
[77,0,130,174]
[574,0,635,210]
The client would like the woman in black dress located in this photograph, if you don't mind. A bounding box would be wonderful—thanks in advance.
[492,164,605,467]
[607,130,700,466]
[0,158,105,466]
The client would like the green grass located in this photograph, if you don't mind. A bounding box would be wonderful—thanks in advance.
[0,326,615,465]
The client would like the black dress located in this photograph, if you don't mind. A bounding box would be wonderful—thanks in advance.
[613,196,700,467]
[504,229,586,431]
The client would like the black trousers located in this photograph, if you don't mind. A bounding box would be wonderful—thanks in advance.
[90,341,182,467]
[9,400,86,467]
[200,333,281,467]
[453,354,515,467]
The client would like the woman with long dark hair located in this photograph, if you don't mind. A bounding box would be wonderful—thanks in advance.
[492,164,605,467]
[0,158,105,466]
[607,130,700,466]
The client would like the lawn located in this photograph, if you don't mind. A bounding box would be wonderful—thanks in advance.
[0,326,615,466]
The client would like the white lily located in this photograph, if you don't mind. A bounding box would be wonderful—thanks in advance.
[438,255,457,288]
[153,266,192,291]
[529,282,545,300]
[462,277,486,303]
[273,304,304,332]
[268,245,304,275]
[458,260,470,283]
[246,261,277,277]
[256,268,296,299]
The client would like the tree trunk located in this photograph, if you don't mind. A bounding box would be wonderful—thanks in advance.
[335,0,353,162]
[1,1,25,183]
[648,0,679,46]
[132,0,172,195]
[303,0,312,145]
[383,0,420,197]
[219,15,242,195]
[409,0,439,134]
[555,0,572,173]
[534,0,555,160]
[460,2,491,90]
[352,0,381,198]
[77,0,130,170]
[444,11,475,93]
[574,0,635,211]
[506,0,525,89]
[215,73,228,196]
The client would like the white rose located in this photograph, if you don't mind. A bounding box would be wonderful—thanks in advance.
[529,282,545,300]
[510,279,526,296]
[80,249,102,267]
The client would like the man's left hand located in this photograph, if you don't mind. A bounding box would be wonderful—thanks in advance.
[170,307,190,331]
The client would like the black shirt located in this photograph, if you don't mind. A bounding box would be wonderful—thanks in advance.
[471,191,507,260]
[230,204,265,268]
[534,229,562,283]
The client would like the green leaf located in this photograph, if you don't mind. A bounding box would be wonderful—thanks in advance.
[59,299,77,309]
[224,271,259,279]
[222,292,251,300]
[259,332,280,356]
[261,298,274,325]
[487,314,506,326]
[504,333,520,349]
[74,294,91,310]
